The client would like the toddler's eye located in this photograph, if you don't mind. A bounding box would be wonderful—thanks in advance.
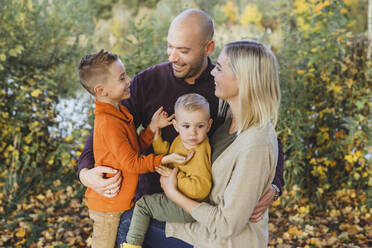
[198,124,205,128]
[182,125,190,129]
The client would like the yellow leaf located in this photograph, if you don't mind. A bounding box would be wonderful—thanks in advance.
[15,228,26,238]
[313,3,324,13]
[30,89,42,97]
[297,69,306,75]
[53,179,61,187]
[36,194,45,201]
[221,1,238,22]
[333,85,343,93]
[240,4,262,26]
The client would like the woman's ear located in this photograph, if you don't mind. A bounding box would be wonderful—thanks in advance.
[172,119,179,133]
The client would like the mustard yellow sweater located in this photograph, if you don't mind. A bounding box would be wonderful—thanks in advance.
[153,136,212,201]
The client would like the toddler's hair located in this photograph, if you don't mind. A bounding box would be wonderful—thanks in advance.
[78,49,118,96]
[175,93,210,117]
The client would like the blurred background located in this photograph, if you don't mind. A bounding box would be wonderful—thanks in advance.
[0,0,370,247]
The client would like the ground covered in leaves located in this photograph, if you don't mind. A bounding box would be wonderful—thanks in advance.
[1,181,371,247]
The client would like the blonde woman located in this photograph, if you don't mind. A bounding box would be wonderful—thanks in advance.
[158,40,281,247]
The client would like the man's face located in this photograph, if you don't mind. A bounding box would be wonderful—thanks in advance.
[166,24,207,83]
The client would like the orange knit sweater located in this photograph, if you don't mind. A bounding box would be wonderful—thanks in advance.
[85,100,164,212]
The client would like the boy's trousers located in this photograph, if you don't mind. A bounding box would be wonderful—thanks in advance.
[89,209,123,248]
[125,193,195,246]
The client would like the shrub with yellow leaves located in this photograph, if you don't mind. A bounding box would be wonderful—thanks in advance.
[0,0,93,216]
[277,0,370,207]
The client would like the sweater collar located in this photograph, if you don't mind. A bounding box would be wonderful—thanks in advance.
[94,99,132,123]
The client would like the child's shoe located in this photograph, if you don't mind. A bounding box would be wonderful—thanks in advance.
[120,243,141,248]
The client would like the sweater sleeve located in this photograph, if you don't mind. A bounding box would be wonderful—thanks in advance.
[102,121,164,174]
[272,138,285,194]
[138,126,155,153]
[77,130,94,179]
[152,136,170,154]
[169,146,275,241]
[176,145,212,201]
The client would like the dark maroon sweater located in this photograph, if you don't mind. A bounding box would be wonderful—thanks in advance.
[77,59,285,198]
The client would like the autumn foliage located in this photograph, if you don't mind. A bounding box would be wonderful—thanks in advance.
[0,0,370,247]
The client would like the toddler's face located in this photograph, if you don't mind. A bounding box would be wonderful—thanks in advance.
[173,107,212,149]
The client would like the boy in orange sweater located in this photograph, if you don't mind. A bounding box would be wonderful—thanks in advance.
[78,50,190,248]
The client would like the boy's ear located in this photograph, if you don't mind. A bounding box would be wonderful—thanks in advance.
[94,84,106,97]
[207,118,213,132]
[172,119,179,133]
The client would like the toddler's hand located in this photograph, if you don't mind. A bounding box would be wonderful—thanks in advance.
[161,151,194,165]
[149,107,174,133]
[155,165,173,177]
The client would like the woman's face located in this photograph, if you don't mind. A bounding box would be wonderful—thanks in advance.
[211,49,239,101]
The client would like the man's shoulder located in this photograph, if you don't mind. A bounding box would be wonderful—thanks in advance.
[134,62,171,80]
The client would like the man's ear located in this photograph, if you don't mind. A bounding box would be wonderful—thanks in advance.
[207,118,213,132]
[172,119,179,133]
[205,40,215,57]
[94,84,106,97]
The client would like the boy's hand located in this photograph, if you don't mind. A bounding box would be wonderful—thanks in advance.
[149,107,174,133]
[161,151,194,165]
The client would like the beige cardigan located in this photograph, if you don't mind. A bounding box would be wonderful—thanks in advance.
[166,123,278,248]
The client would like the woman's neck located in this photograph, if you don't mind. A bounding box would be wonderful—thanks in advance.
[227,98,239,134]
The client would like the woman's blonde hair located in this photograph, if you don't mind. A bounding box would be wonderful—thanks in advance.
[221,40,281,132]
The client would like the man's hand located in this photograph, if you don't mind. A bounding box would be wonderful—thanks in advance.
[79,166,122,198]
[249,185,276,222]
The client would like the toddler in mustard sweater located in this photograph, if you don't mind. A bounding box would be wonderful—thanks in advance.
[78,50,192,248]
[122,93,213,248]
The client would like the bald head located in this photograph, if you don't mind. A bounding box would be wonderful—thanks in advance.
[170,9,214,44]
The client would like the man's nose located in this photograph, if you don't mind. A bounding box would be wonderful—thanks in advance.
[168,49,178,63]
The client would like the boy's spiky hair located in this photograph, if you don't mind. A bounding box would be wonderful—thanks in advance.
[78,49,118,96]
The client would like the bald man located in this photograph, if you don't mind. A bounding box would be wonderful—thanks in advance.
[77,9,284,248]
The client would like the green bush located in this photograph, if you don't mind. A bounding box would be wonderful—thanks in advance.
[0,0,94,213]
[277,0,371,205]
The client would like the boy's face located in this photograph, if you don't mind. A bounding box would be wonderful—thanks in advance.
[173,107,212,149]
[101,59,131,102]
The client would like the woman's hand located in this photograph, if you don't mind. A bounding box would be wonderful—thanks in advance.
[160,167,179,199]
